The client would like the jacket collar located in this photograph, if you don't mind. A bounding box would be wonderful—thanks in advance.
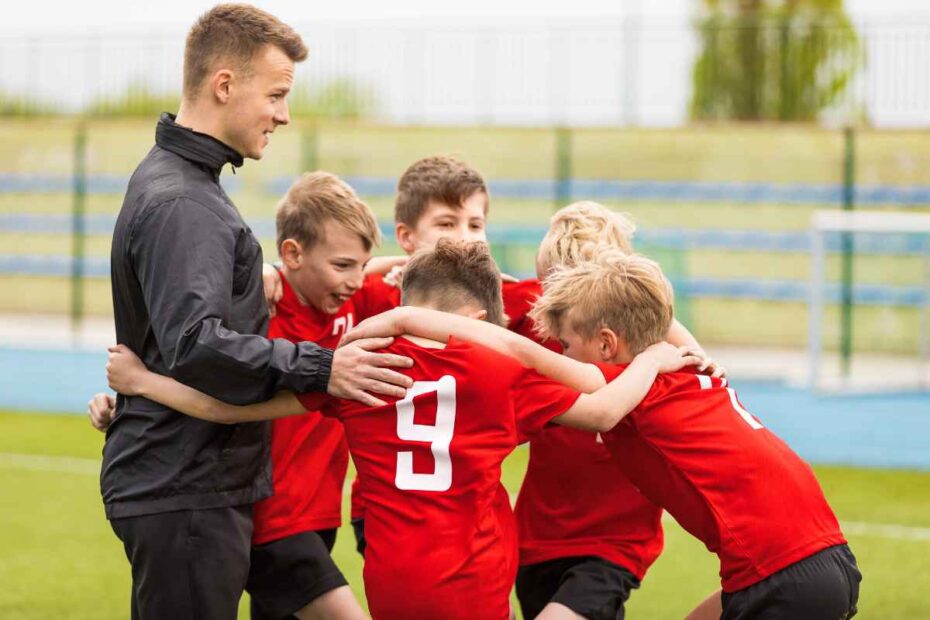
[155,112,244,174]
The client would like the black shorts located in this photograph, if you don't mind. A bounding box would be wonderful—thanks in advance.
[247,529,347,619]
[110,505,253,620]
[722,544,861,620]
[516,556,641,620]
[351,518,366,556]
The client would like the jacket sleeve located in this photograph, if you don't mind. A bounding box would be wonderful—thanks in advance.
[129,197,333,405]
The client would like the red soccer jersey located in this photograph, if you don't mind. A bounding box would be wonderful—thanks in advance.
[251,270,380,545]
[598,364,846,592]
[299,336,581,620]
[350,277,544,524]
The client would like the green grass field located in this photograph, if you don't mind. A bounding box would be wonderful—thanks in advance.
[1,410,929,618]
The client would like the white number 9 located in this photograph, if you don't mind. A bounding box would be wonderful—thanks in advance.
[395,375,457,492]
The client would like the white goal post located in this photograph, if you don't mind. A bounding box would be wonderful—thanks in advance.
[808,209,930,391]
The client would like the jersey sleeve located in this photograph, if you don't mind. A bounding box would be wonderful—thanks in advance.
[511,367,582,443]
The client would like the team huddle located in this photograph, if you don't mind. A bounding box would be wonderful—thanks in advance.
[87,5,861,620]
[93,153,861,620]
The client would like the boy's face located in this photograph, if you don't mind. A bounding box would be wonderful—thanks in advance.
[396,192,488,254]
[553,314,628,364]
[282,220,371,314]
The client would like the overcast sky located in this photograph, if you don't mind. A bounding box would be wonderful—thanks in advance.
[4,0,929,34]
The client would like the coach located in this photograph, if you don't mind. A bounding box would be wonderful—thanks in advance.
[101,5,412,618]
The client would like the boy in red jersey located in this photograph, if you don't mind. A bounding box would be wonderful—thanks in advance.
[512,201,722,620]
[348,250,862,620]
[104,240,703,620]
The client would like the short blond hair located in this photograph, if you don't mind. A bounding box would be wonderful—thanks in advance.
[536,201,636,277]
[402,239,506,327]
[530,250,673,356]
[276,171,381,254]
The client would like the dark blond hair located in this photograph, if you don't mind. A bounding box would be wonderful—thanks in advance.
[183,3,308,100]
[276,171,380,253]
[395,156,489,227]
[530,250,673,356]
[402,239,506,327]
[536,201,636,277]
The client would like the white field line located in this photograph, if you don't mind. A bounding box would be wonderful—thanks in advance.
[0,452,101,476]
[3,452,930,542]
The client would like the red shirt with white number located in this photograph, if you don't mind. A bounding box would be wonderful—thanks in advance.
[505,279,665,579]
[350,277,547,524]
[598,364,846,592]
[251,270,382,545]
[299,337,581,620]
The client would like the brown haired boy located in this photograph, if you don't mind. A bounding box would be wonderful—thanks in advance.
[104,240,700,620]
[349,251,861,620]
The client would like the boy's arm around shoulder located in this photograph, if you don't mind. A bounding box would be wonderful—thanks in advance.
[552,343,703,433]
[342,306,607,393]
[106,344,306,423]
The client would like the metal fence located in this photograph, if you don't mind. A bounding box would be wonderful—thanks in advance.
[1,17,929,126]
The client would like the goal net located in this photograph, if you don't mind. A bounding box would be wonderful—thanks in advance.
[808,209,930,393]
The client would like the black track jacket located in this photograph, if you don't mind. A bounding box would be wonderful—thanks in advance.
[103,113,333,519]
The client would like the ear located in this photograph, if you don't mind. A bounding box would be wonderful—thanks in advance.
[468,309,488,321]
[280,239,304,270]
[395,222,417,255]
[212,69,234,104]
[598,328,619,362]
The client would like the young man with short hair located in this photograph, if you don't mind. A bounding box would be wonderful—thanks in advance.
[104,240,702,620]
[350,251,862,620]
[103,5,411,618]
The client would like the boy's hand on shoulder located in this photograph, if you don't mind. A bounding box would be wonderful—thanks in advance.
[690,346,726,378]
[364,255,409,282]
[262,263,283,318]
[106,344,149,397]
[328,337,414,407]
[499,272,520,283]
[382,264,405,288]
[87,392,116,432]
[640,342,705,374]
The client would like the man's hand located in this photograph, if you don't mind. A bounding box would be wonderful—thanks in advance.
[87,392,116,432]
[262,263,284,318]
[328,337,414,407]
[499,272,520,284]
[106,344,149,396]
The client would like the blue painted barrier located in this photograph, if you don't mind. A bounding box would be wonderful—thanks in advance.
[2,213,929,256]
[3,345,927,470]
[4,171,930,206]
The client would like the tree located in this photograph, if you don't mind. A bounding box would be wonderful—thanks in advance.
[690,0,862,122]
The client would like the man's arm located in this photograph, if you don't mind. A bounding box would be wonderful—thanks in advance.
[106,344,306,423]
[344,307,607,392]
[131,199,411,406]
